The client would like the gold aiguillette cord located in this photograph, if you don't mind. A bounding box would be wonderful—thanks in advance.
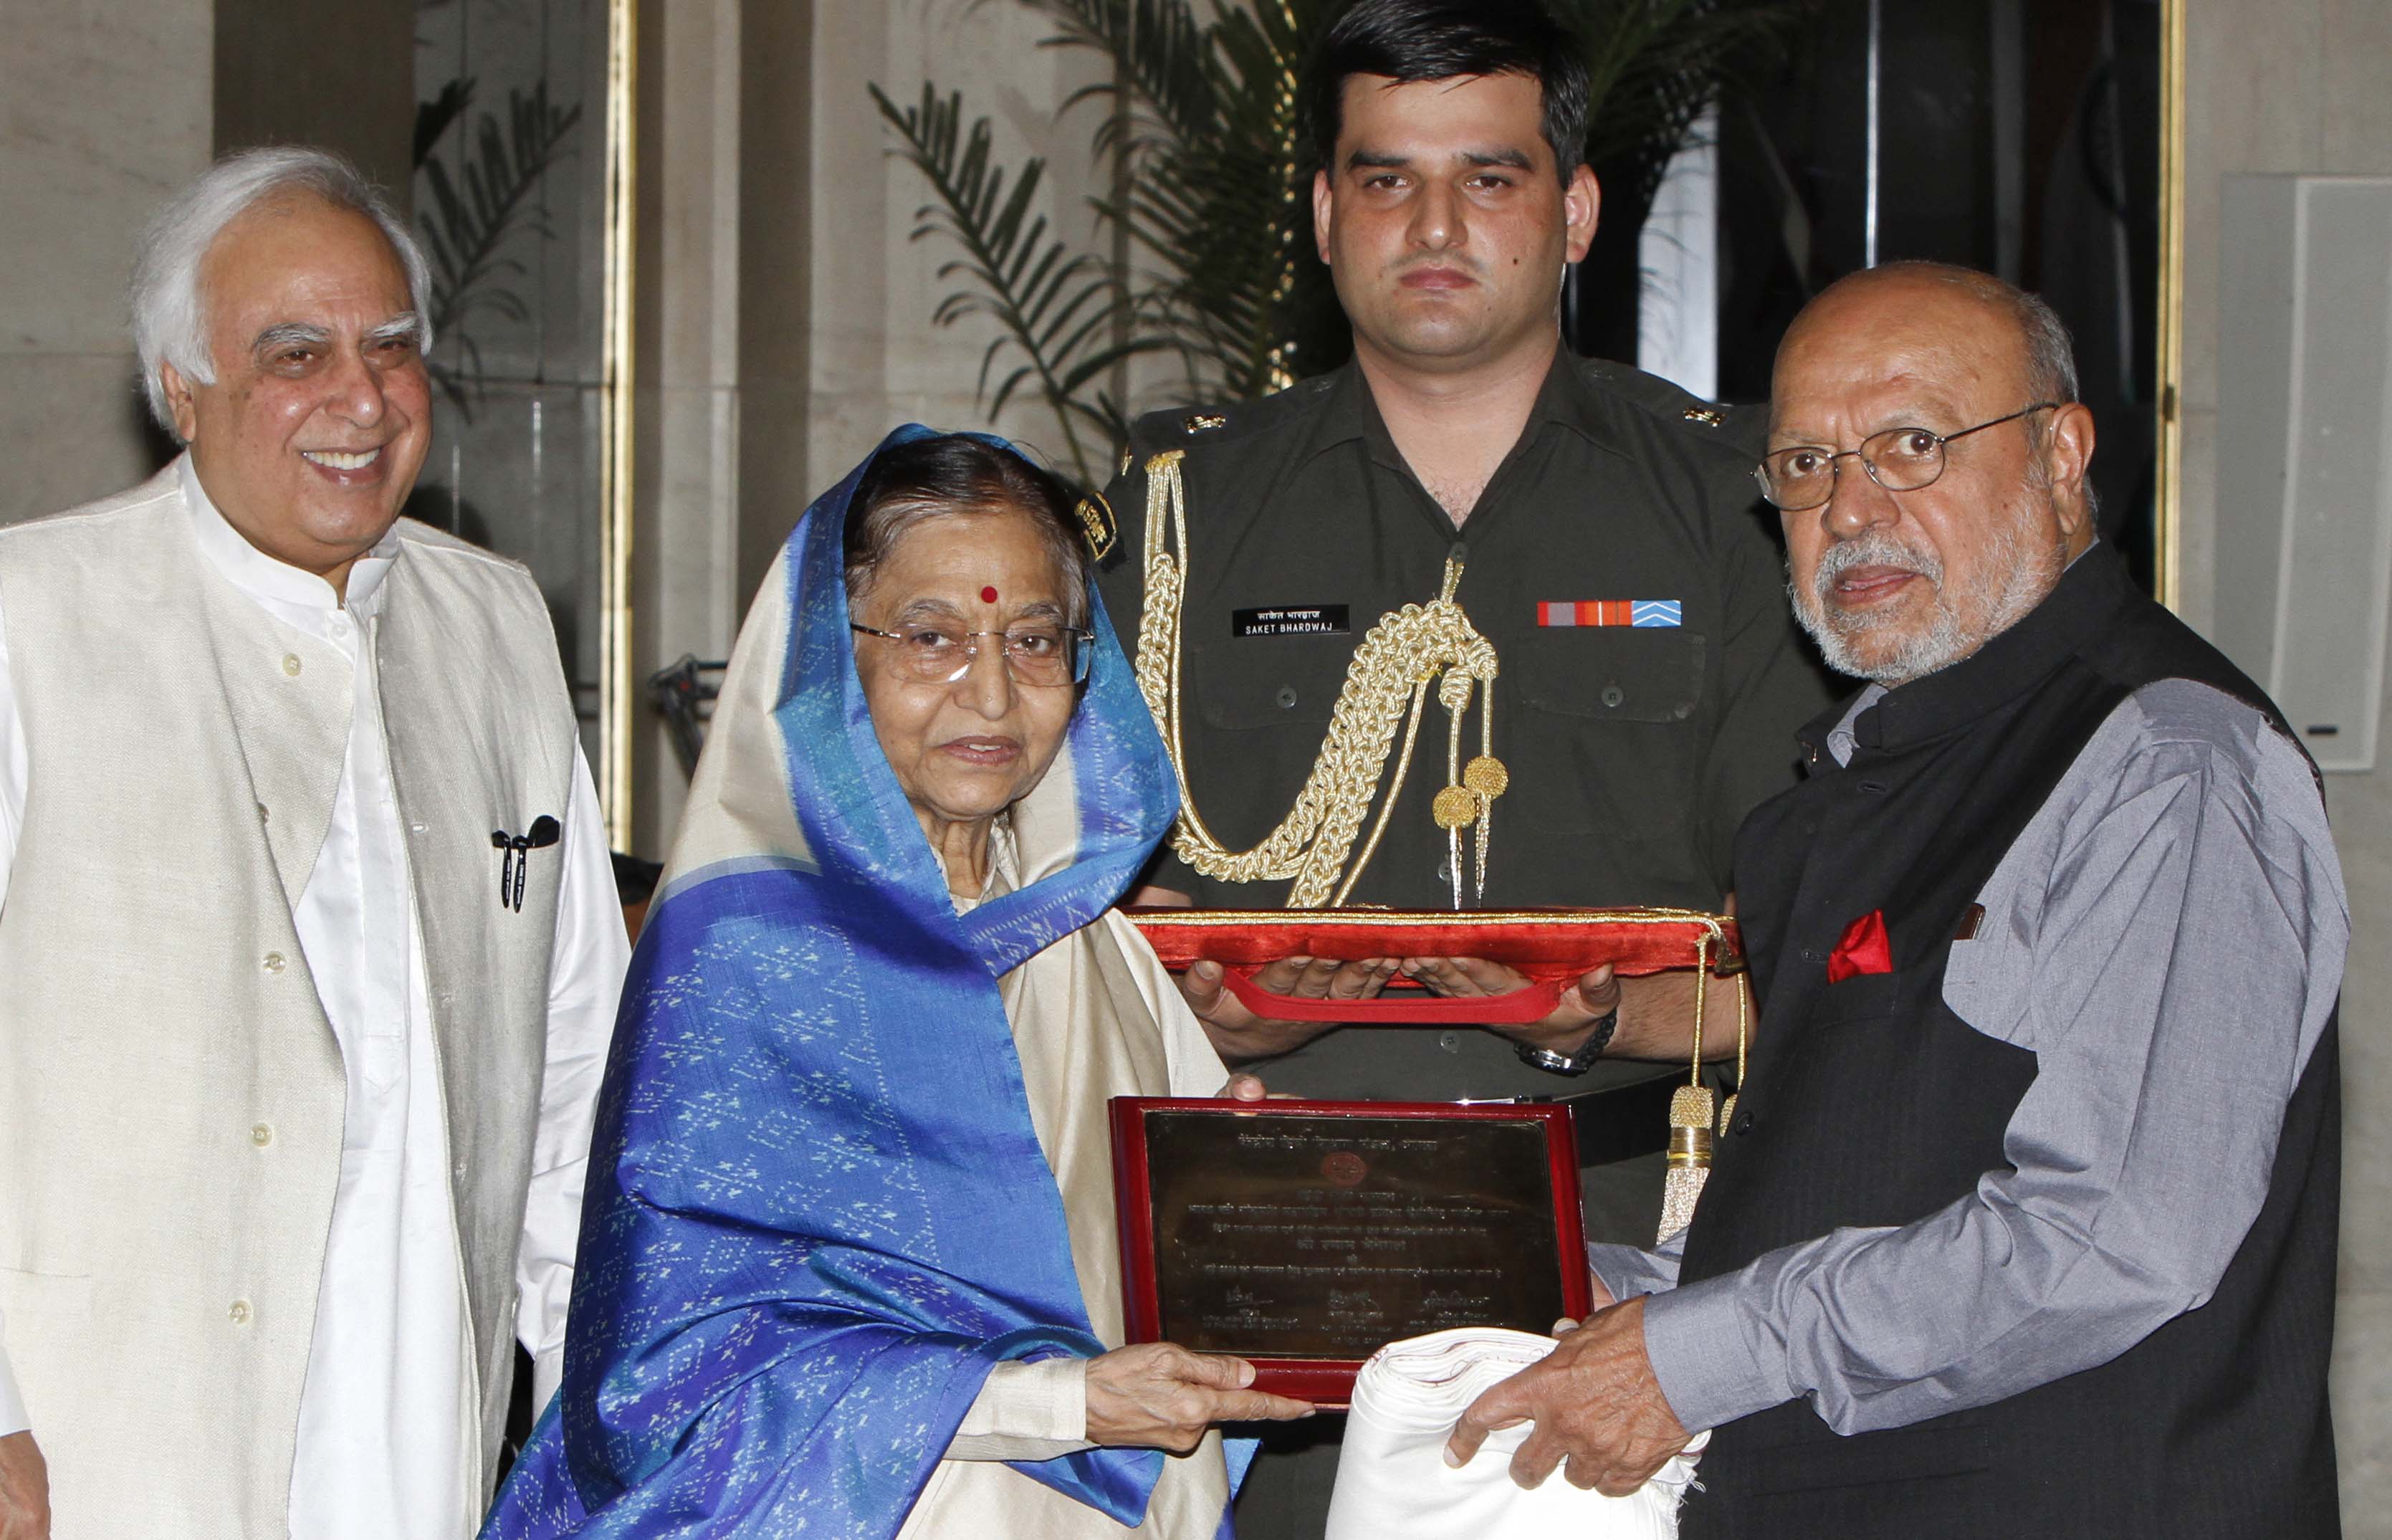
[1134,449,1507,909]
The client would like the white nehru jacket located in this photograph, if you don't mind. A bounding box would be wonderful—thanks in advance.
[0,459,627,1538]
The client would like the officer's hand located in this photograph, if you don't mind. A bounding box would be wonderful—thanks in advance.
[0,1431,50,1540]
[1176,955,1400,1064]
[1399,958,1621,1053]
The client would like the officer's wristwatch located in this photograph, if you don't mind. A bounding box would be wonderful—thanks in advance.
[1515,1007,1618,1076]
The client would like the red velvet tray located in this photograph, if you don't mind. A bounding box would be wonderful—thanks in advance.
[1110,1096,1591,1407]
[1126,907,1739,1024]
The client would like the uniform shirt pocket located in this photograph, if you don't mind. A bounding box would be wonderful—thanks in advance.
[1514,629,1707,722]
[1192,633,1352,730]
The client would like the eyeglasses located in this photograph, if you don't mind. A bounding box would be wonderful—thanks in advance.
[1754,403,2063,512]
[850,621,1095,687]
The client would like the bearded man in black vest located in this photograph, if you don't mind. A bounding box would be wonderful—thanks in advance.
[1443,261,2346,1539]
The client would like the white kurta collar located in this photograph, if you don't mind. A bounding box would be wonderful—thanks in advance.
[178,453,400,617]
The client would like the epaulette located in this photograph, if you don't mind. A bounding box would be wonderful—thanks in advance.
[1123,372,1339,462]
[1569,355,1766,457]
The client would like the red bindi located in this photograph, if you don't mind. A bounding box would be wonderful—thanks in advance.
[980,585,998,603]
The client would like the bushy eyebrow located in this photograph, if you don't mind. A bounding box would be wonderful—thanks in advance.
[247,313,425,363]
[249,322,332,360]
[368,312,427,347]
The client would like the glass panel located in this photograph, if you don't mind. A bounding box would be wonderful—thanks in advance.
[1704,0,2165,593]
[411,0,609,764]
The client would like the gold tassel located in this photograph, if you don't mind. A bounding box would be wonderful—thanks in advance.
[1658,934,1720,1243]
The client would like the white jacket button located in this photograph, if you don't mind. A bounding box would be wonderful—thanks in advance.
[282,654,302,677]
[228,1299,252,1325]
[262,952,287,974]
[251,1123,273,1147]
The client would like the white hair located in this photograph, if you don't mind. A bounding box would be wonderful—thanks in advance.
[129,145,434,438]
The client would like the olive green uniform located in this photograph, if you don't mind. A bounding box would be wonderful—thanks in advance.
[1096,354,1834,1536]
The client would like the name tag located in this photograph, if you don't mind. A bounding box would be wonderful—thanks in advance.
[1233,604,1351,638]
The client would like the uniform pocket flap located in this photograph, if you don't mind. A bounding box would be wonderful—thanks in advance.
[1515,629,1707,722]
[1192,633,1353,731]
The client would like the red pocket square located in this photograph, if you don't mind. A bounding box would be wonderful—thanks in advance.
[1826,909,1893,982]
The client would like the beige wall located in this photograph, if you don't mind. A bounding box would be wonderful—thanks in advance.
[2179,1,2392,1531]
[0,0,423,533]
[0,0,214,523]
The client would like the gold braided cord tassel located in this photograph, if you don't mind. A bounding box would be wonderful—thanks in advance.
[1657,1087,1716,1241]
[1133,451,1506,909]
[1658,932,1723,1243]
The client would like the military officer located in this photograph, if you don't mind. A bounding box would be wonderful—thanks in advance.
[1098,0,1830,1233]
[1095,5,1833,1530]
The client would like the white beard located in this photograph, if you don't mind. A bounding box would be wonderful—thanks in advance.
[1790,515,2065,685]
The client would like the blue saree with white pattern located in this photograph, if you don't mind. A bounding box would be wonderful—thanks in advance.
[481,426,1243,1537]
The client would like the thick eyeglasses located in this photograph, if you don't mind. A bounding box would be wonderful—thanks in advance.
[851,621,1095,687]
[1754,402,2063,512]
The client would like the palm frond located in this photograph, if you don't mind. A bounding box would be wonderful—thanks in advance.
[871,81,1164,485]
[416,79,584,414]
[1106,0,1345,398]
[1017,0,1217,149]
[1559,0,1804,211]
[413,77,476,171]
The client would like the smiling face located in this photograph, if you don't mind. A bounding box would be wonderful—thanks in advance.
[160,196,432,594]
[1312,72,1597,382]
[1770,271,2097,685]
[852,505,1081,854]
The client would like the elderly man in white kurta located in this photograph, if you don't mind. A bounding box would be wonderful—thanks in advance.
[0,148,628,1540]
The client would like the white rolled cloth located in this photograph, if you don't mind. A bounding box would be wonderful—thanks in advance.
[1323,1326,1706,1540]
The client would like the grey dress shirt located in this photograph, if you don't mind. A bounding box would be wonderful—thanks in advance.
[1591,676,2348,1435]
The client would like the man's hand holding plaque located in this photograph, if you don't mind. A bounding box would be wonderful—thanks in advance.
[1394,957,1623,1056]
[1177,954,1404,1061]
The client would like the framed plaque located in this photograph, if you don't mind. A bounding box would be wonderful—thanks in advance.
[1110,1097,1592,1406]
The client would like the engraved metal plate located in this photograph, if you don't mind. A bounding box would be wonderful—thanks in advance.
[1111,1098,1589,1402]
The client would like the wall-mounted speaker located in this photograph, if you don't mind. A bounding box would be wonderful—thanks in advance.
[2214,174,2392,773]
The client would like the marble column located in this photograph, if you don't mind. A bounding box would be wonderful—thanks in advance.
[0,0,213,525]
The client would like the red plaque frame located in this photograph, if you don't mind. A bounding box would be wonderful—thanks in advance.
[1125,907,1739,1025]
[1109,1096,1592,1407]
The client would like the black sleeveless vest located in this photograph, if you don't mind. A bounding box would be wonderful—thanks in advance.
[1678,546,2341,1540]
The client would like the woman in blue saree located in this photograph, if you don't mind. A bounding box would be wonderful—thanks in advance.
[483,429,1311,1539]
